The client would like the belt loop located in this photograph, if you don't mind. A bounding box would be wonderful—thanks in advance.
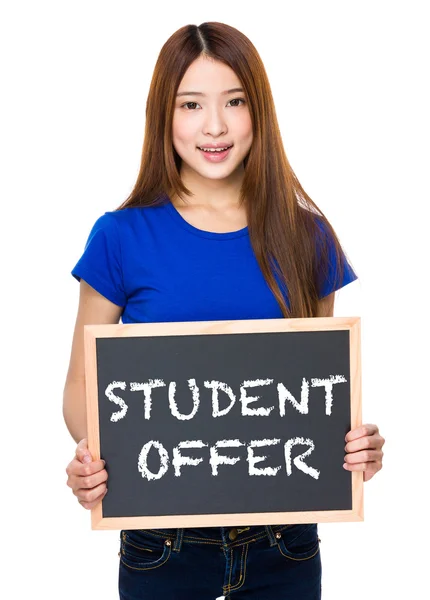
[173,528,184,552]
[265,525,277,547]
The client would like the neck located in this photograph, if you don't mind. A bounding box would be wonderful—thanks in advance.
[173,162,245,210]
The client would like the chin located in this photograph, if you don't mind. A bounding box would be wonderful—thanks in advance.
[190,159,244,178]
[199,168,238,180]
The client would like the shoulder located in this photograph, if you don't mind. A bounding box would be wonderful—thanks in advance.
[297,207,328,252]
[84,206,155,242]
[302,209,338,255]
[99,203,170,230]
[97,207,140,227]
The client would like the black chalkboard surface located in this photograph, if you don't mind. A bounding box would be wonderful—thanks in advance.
[84,317,362,530]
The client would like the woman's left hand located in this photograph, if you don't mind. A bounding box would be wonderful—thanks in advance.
[344,424,385,482]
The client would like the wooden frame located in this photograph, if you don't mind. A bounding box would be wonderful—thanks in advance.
[84,316,363,530]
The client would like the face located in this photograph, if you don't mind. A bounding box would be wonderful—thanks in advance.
[172,56,253,182]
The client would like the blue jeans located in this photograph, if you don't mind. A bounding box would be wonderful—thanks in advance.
[118,523,321,599]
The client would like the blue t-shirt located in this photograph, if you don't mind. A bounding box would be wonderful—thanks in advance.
[71,200,357,323]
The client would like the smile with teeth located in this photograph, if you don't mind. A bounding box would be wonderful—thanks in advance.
[198,146,232,152]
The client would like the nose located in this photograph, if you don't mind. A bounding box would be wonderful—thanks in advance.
[202,106,227,138]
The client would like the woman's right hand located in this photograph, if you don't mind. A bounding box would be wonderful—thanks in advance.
[66,438,108,510]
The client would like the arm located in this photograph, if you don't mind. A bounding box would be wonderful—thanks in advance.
[63,279,123,442]
[63,279,122,508]
[316,292,385,481]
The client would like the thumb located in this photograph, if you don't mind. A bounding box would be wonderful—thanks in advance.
[76,438,92,464]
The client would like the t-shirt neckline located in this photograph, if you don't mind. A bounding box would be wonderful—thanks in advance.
[165,199,249,240]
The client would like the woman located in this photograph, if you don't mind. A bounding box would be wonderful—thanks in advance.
[64,21,385,599]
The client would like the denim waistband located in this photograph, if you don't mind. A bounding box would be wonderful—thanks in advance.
[132,524,297,552]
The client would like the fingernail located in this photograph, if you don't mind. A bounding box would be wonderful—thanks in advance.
[343,463,348,469]
[82,454,91,464]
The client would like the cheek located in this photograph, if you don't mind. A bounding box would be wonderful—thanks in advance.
[238,115,253,146]
[172,116,195,147]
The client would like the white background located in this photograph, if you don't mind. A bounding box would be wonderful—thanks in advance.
[1,1,428,598]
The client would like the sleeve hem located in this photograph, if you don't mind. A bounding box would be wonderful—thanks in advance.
[318,273,358,300]
[71,267,126,307]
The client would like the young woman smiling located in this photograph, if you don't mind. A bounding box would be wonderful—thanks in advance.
[64,21,385,600]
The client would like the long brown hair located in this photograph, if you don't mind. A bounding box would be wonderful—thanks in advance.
[116,22,356,318]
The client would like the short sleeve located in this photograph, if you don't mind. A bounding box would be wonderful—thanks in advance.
[315,217,358,299]
[71,212,126,307]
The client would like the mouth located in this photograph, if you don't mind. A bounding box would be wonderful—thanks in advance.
[197,144,233,162]
[197,144,233,153]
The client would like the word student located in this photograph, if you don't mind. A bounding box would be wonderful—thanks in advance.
[105,375,347,422]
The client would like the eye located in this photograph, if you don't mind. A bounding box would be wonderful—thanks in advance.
[228,98,246,107]
[181,102,199,110]
[181,98,246,110]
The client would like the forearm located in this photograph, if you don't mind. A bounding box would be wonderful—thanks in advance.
[63,377,88,444]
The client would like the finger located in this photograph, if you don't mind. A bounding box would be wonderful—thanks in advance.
[79,488,108,510]
[364,469,380,482]
[345,424,379,443]
[344,449,382,465]
[76,438,92,464]
[345,433,384,453]
[343,460,382,473]
[74,482,108,504]
[76,467,109,490]
[67,458,106,478]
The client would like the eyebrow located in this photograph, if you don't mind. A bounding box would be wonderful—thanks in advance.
[176,87,244,97]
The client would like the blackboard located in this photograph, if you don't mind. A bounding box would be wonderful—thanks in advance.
[84,317,363,530]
